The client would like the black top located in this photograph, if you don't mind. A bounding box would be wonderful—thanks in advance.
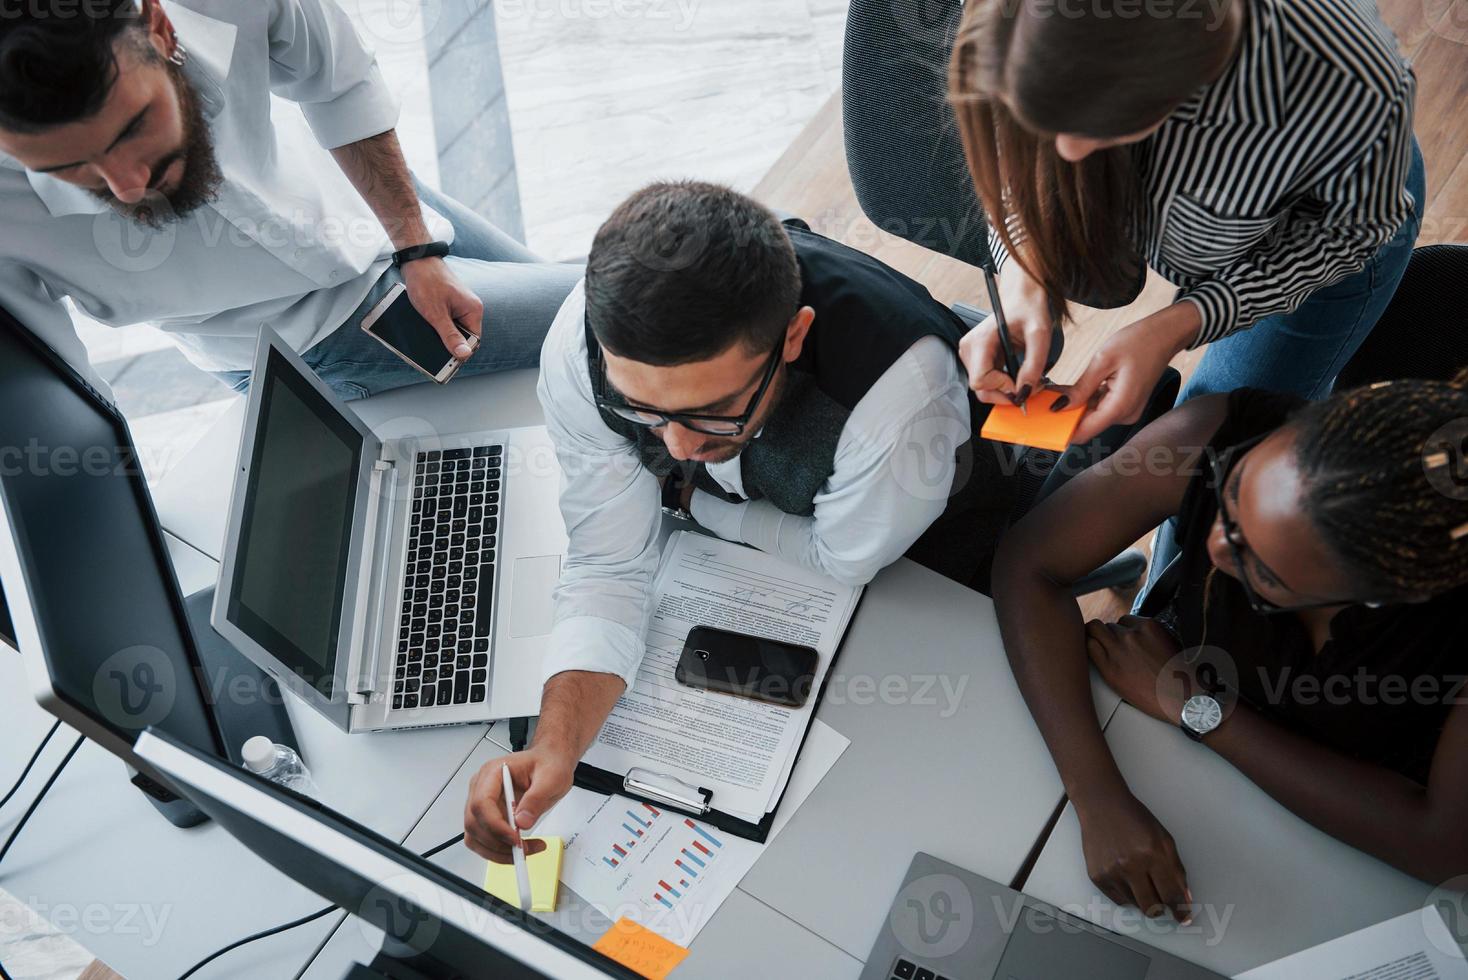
[1155,389,1468,784]
[781,225,970,409]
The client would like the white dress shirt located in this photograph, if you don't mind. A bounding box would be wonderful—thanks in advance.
[0,0,450,384]
[536,280,972,688]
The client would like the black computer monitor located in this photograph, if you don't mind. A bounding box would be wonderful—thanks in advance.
[0,306,293,824]
[134,728,640,980]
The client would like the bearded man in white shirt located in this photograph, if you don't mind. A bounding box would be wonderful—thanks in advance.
[463,181,1019,862]
[0,0,580,400]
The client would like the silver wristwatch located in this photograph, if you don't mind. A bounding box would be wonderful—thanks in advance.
[1180,694,1224,742]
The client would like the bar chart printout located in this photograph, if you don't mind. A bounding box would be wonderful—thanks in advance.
[562,792,752,945]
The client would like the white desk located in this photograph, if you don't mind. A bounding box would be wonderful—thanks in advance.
[0,532,491,978]
[1022,703,1468,976]
[28,367,1103,978]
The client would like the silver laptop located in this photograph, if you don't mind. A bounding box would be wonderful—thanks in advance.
[212,328,567,733]
[861,853,1224,980]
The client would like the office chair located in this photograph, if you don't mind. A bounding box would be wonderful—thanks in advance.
[843,0,1173,594]
[1334,244,1468,389]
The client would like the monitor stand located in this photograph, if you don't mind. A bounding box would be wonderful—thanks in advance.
[130,586,302,828]
[342,935,543,980]
[341,942,459,980]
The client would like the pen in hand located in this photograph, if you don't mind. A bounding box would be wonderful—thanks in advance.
[501,763,534,912]
[983,266,1027,414]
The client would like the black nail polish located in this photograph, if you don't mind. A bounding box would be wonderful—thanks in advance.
[1017,385,1032,405]
[1050,395,1071,412]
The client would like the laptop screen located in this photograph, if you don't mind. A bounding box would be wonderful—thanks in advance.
[226,347,363,697]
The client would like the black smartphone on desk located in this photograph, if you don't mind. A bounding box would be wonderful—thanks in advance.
[360,281,479,384]
[675,625,819,708]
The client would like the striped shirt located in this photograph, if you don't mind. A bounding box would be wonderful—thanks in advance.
[989,0,1417,347]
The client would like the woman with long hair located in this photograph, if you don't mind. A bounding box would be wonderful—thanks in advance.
[992,373,1468,919]
[947,0,1424,448]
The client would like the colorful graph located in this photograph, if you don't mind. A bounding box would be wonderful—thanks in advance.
[652,819,725,909]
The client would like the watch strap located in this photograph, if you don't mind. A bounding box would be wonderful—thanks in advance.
[661,471,692,519]
[392,240,451,267]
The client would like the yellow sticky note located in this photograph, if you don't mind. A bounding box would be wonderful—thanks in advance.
[591,918,690,979]
[980,388,1086,452]
[482,836,563,913]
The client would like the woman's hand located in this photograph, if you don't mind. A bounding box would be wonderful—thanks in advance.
[958,262,1053,407]
[1053,302,1200,444]
[1084,616,1187,725]
[1076,790,1194,923]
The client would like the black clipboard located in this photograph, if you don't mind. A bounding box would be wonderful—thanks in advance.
[572,589,867,843]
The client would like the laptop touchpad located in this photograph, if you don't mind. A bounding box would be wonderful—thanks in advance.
[508,555,560,638]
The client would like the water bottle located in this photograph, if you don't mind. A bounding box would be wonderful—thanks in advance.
[242,736,320,797]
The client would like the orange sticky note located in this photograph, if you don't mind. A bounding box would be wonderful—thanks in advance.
[980,388,1086,451]
[591,918,690,979]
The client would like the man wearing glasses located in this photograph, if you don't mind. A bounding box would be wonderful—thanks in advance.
[463,181,1007,859]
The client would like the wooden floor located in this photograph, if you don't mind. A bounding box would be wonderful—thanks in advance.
[752,0,1468,621]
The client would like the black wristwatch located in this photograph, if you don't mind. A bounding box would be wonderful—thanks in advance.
[391,240,451,267]
[661,472,693,521]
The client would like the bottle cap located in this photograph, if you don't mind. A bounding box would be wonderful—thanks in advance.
[242,735,276,774]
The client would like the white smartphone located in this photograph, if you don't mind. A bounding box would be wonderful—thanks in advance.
[360,281,480,384]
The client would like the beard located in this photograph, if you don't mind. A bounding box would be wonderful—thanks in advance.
[92,60,223,229]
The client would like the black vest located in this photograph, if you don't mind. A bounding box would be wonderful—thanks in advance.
[587,225,986,517]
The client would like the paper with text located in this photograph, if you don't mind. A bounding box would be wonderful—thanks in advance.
[581,531,860,822]
[1236,908,1468,979]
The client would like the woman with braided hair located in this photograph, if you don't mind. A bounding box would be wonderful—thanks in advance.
[991,376,1468,923]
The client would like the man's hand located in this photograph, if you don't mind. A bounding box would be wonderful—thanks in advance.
[328,130,484,361]
[1083,616,1185,725]
[1076,790,1193,923]
[958,262,1053,408]
[462,670,627,863]
[463,746,573,863]
[401,256,483,360]
[1052,302,1200,445]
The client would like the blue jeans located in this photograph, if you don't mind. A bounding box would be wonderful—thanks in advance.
[1138,137,1427,606]
[215,180,583,402]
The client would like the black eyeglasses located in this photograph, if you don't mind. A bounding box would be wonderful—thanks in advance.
[593,337,784,437]
[1209,434,1385,615]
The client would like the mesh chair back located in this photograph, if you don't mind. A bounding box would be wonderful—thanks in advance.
[843,0,991,269]
[1335,244,1468,389]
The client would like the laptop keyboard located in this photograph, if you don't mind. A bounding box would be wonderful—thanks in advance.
[391,445,503,711]
[891,959,952,980]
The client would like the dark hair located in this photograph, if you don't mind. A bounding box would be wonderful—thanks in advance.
[0,0,150,133]
[1291,369,1468,598]
[585,180,802,366]
[948,0,1240,323]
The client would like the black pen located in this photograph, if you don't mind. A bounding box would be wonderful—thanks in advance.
[982,267,1026,413]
